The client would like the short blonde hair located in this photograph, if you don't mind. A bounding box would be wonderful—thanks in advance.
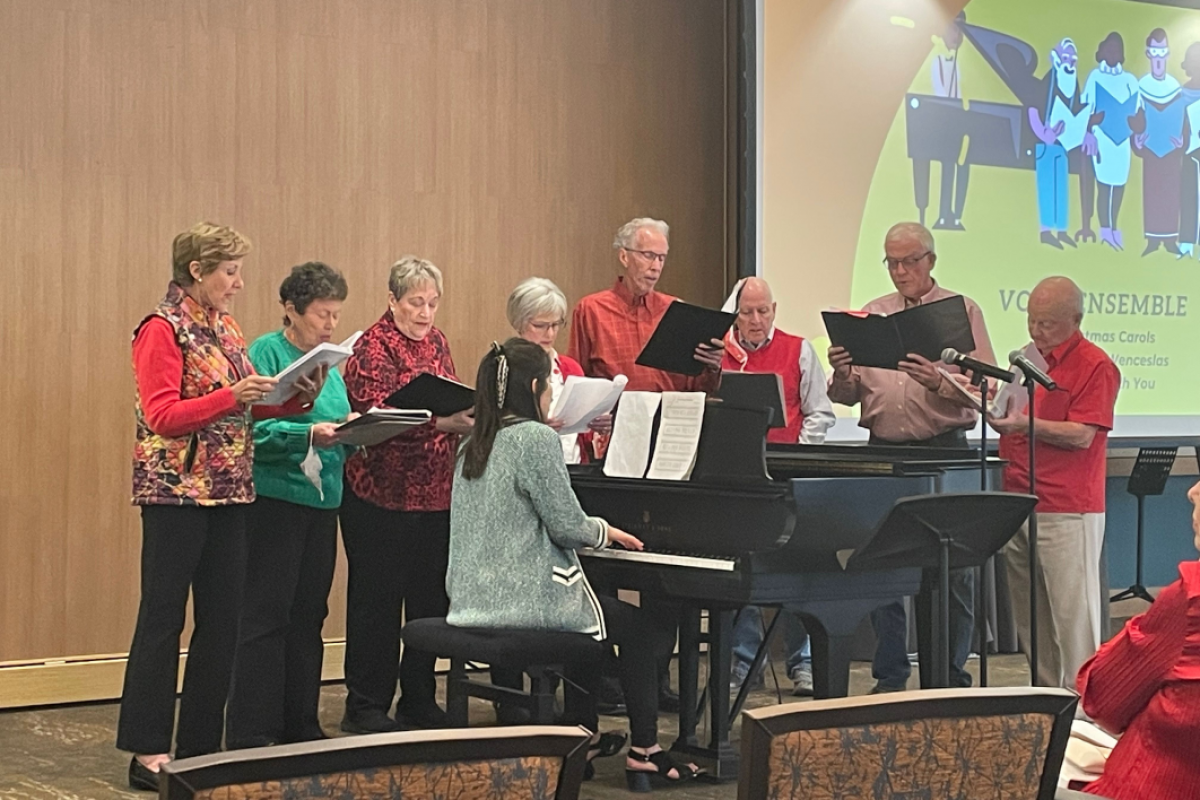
[507,277,569,332]
[388,255,443,299]
[172,222,252,286]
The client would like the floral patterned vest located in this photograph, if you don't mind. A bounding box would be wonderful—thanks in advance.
[131,283,256,506]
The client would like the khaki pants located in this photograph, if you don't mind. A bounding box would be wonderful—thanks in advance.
[1003,512,1105,689]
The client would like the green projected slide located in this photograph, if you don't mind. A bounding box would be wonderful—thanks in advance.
[853,0,1200,432]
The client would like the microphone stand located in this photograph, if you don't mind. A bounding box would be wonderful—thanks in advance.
[969,370,991,687]
[1010,368,1040,686]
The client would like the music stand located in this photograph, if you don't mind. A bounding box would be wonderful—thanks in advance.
[1110,446,1177,604]
[841,492,1037,688]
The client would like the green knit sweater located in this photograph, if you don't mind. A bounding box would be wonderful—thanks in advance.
[248,330,351,509]
[447,421,610,638]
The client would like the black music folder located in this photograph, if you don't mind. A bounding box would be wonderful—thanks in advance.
[718,371,786,428]
[635,301,737,376]
[822,295,975,370]
[384,373,476,416]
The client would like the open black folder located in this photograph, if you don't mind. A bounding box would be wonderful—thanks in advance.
[822,295,975,370]
[635,301,737,376]
[383,373,476,417]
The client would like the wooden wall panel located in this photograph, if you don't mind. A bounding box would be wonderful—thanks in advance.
[0,0,730,663]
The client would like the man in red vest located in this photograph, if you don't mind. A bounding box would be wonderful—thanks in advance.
[723,277,835,696]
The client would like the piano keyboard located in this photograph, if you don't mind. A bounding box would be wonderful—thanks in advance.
[580,547,738,572]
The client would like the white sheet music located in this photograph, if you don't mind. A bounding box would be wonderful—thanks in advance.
[603,392,661,479]
[992,342,1047,417]
[550,374,628,436]
[645,392,706,481]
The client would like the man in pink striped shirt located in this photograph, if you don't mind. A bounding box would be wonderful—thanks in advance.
[828,221,995,693]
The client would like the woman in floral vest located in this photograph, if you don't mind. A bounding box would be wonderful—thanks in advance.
[118,223,322,791]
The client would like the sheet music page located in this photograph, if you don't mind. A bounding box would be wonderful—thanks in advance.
[1050,97,1089,151]
[992,342,1045,417]
[645,392,706,481]
[551,374,628,436]
[603,391,661,479]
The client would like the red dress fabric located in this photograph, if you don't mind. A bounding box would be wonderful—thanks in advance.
[567,277,720,393]
[1077,560,1200,800]
[342,311,459,512]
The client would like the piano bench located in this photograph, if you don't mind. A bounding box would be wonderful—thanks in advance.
[401,618,604,727]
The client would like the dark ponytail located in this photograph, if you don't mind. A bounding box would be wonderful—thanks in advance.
[460,337,551,480]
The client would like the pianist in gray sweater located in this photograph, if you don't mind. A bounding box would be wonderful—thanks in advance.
[447,339,700,788]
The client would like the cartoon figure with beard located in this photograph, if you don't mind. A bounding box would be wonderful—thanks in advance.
[1029,39,1085,249]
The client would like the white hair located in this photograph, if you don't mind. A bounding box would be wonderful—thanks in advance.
[506,277,569,332]
[613,217,670,249]
[388,255,443,299]
[885,222,937,255]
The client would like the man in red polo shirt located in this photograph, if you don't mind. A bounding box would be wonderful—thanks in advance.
[990,276,1121,689]
[569,217,725,391]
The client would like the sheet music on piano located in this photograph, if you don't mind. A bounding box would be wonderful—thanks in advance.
[602,391,661,478]
[645,392,706,481]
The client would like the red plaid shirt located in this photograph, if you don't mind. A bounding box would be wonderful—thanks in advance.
[343,311,459,511]
[567,278,719,393]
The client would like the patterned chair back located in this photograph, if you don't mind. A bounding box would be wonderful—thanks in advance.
[160,726,591,800]
[738,687,1077,800]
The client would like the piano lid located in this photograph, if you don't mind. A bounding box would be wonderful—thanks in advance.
[961,22,1043,110]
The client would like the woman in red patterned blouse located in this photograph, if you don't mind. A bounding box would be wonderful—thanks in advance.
[339,256,475,733]
[1076,479,1200,800]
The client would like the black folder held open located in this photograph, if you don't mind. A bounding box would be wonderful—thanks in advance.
[635,301,737,376]
[822,295,975,370]
[383,373,476,417]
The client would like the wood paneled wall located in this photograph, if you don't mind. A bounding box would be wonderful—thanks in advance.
[0,0,731,664]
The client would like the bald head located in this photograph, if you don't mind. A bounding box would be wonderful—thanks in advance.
[1027,276,1084,352]
[735,277,777,345]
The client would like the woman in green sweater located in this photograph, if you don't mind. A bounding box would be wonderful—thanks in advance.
[449,338,701,791]
[226,262,353,748]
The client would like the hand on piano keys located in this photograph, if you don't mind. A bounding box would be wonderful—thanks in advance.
[607,525,644,551]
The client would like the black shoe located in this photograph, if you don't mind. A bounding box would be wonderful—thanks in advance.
[284,727,329,744]
[1057,231,1077,248]
[1143,239,1161,256]
[340,710,400,734]
[395,702,449,729]
[1165,239,1182,255]
[127,758,160,793]
[225,735,281,750]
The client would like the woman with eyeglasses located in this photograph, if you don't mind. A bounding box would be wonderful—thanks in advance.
[508,277,608,464]
[447,338,702,791]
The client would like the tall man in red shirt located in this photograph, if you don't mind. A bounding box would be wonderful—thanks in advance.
[990,276,1120,689]
[568,217,726,712]
[569,217,725,391]
[828,222,995,692]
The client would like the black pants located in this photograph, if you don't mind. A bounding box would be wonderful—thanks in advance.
[563,595,676,747]
[226,496,338,747]
[340,489,449,719]
[117,505,247,757]
[1097,182,1126,229]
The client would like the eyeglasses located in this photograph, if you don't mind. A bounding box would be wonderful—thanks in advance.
[623,247,668,264]
[883,251,931,271]
[528,320,565,333]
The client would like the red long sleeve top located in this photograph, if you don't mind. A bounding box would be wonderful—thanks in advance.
[133,317,307,437]
[1077,560,1200,800]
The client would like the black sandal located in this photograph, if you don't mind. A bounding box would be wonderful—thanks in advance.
[625,749,702,792]
[583,730,628,780]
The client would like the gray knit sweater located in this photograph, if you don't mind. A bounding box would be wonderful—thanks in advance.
[447,421,611,639]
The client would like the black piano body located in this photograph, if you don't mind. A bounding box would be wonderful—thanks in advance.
[571,434,1003,780]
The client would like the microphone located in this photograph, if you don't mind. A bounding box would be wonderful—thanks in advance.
[940,348,1014,382]
[1009,350,1057,390]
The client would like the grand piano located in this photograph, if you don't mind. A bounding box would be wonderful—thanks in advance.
[907,22,1089,225]
[571,405,1003,779]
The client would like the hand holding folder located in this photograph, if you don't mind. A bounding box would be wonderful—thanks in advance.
[822,295,975,371]
[635,301,736,376]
